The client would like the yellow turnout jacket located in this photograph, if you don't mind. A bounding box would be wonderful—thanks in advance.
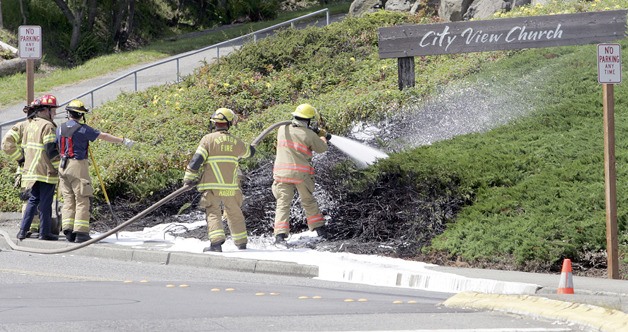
[273,120,327,184]
[184,131,252,195]
[21,117,60,187]
[2,120,29,162]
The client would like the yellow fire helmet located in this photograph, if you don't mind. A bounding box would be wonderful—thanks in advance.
[66,99,89,113]
[211,108,237,125]
[292,103,318,120]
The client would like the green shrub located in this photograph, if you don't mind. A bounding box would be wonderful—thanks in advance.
[0,154,21,212]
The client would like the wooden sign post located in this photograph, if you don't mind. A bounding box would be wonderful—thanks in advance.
[598,43,621,279]
[18,25,42,104]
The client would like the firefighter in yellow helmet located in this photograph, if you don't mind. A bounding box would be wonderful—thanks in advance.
[56,99,135,243]
[1,102,42,237]
[183,108,255,252]
[272,103,331,246]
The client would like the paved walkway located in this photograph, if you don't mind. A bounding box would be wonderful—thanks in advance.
[0,12,344,137]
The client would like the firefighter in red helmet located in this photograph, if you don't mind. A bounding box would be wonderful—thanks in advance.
[2,101,42,237]
[17,94,61,240]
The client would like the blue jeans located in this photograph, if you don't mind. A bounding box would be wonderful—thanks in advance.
[21,182,56,236]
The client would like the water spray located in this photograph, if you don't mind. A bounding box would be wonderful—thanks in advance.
[252,121,388,169]
[328,135,388,169]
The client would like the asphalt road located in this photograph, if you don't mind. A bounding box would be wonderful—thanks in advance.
[0,249,576,332]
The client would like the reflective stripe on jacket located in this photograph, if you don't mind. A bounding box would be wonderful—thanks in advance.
[184,131,251,193]
[273,122,327,184]
[1,120,28,162]
[21,117,60,186]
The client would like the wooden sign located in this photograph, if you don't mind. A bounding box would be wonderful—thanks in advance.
[379,10,627,59]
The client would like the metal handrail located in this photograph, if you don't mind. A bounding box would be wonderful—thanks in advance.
[1,9,330,137]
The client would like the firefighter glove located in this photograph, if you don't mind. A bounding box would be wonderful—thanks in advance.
[19,188,32,201]
[13,173,21,188]
[316,128,327,138]
[184,179,199,187]
[122,137,135,149]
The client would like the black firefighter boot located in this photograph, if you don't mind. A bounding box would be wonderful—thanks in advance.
[275,233,287,245]
[63,230,76,242]
[315,226,328,239]
[203,239,224,252]
[16,229,27,241]
[74,232,92,243]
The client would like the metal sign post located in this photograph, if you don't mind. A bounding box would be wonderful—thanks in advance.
[598,43,621,279]
[18,25,42,104]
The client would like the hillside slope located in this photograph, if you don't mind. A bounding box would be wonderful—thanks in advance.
[1,1,626,277]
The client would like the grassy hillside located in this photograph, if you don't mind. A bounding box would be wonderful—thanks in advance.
[0,2,351,107]
[1,0,626,276]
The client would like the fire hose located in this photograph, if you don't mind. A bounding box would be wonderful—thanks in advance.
[0,184,194,254]
[0,121,292,254]
[251,121,291,146]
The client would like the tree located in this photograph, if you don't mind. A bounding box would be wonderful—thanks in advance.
[19,0,27,25]
[0,0,3,29]
[112,0,135,50]
[53,0,88,52]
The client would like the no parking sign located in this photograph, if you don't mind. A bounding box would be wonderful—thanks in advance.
[18,25,42,60]
[598,43,621,84]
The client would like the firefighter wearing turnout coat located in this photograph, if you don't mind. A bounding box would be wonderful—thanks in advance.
[56,99,135,243]
[272,103,331,246]
[183,108,254,252]
[17,95,61,241]
[2,103,41,237]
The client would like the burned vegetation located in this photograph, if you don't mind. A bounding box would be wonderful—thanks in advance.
[91,138,470,260]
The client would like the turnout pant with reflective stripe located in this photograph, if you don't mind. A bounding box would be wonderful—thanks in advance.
[199,189,247,246]
[59,159,93,233]
[272,176,324,236]
[20,182,56,236]
[22,203,40,232]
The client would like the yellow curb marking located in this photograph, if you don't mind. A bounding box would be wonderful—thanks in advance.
[443,292,628,332]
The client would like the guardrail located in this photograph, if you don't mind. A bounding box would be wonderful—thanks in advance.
[1,9,330,138]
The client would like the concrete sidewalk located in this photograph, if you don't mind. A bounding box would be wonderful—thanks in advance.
[1,212,627,332]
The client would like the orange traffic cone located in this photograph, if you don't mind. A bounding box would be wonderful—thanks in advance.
[557,258,574,294]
